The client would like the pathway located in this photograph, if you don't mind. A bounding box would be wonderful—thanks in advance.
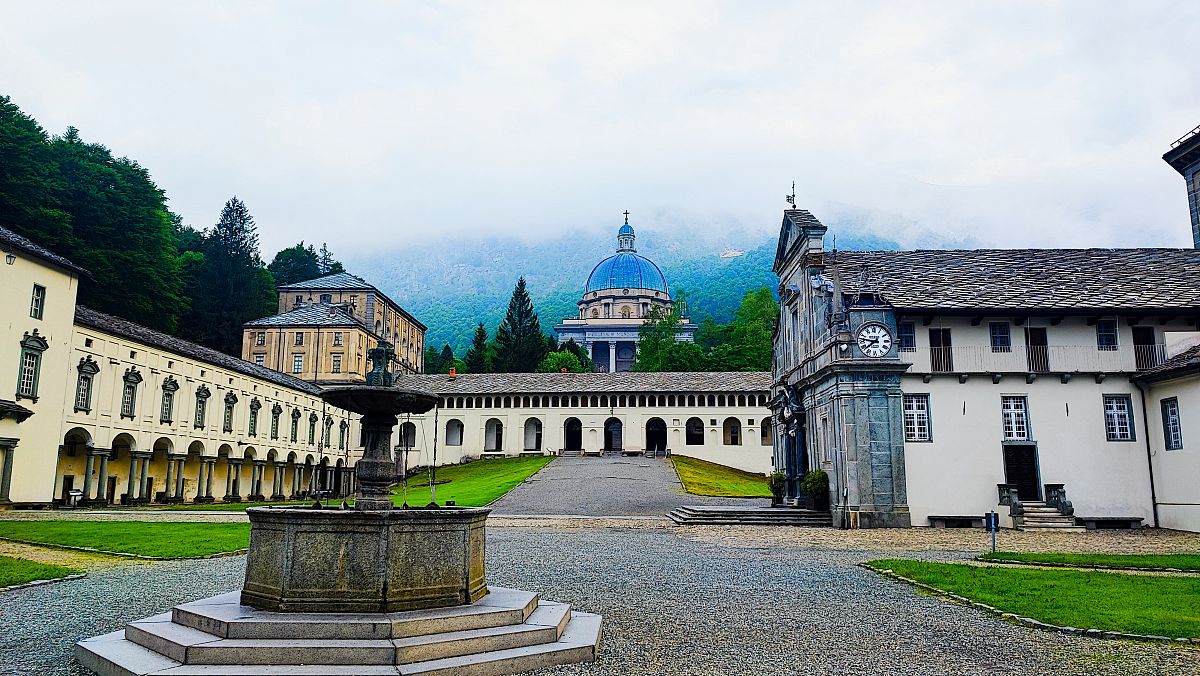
[489,455,768,516]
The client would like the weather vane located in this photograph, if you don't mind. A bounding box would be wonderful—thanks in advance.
[623,210,630,225]
[785,181,796,209]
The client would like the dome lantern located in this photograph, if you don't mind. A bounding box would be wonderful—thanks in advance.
[617,211,636,252]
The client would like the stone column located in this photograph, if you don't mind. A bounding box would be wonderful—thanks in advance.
[81,453,96,504]
[164,456,175,500]
[126,455,138,504]
[272,464,286,500]
[138,454,150,501]
[224,462,234,499]
[174,458,186,501]
[250,461,266,501]
[201,461,215,502]
[0,444,16,503]
[608,342,617,373]
[94,451,109,503]
[228,461,241,501]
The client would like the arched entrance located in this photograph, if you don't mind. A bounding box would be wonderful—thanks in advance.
[645,418,667,456]
[563,418,582,453]
[603,418,623,453]
[484,418,503,452]
[523,418,543,452]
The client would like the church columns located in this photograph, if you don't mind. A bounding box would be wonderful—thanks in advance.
[138,453,150,501]
[164,455,175,500]
[271,463,286,500]
[93,450,109,503]
[82,452,96,503]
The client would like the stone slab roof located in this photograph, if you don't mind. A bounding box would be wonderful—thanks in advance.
[394,371,772,395]
[245,304,363,329]
[74,306,322,395]
[1133,344,1200,383]
[277,272,374,291]
[831,248,1200,313]
[0,224,88,276]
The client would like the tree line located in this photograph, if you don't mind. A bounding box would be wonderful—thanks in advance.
[0,95,346,356]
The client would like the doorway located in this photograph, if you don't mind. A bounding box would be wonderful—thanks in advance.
[1132,326,1159,370]
[564,418,582,453]
[646,418,667,456]
[1003,444,1040,501]
[929,328,953,372]
[1024,328,1049,372]
[603,418,623,452]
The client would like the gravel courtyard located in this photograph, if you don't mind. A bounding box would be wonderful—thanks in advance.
[4,523,1198,676]
[489,455,767,516]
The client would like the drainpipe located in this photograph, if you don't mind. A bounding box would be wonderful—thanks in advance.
[1133,380,1160,528]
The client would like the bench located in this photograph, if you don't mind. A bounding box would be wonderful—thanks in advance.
[928,515,985,529]
[479,451,506,459]
[1076,516,1144,530]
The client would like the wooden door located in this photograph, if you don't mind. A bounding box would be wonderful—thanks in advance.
[1003,445,1040,501]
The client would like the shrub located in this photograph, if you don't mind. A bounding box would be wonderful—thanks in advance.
[800,469,829,497]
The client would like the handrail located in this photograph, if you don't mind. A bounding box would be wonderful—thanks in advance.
[1172,124,1200,148]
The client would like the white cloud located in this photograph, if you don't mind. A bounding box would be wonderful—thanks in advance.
[2,1,1197,255]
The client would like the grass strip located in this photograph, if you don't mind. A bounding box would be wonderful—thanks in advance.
[670,455,771,497]
[980,551,1200,571]
[0,521,250,559]
[0,555,83,587]
[868,559,1200,639]
[393,455,554,507]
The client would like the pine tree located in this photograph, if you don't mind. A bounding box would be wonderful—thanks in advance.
[493,277,548,372]
[317,242,345,275]
[464,323,491,373]
[439,344,455,373]
[423,346,443,373]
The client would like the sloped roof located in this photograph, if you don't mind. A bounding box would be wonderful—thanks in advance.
[393,371,772,395]
[245,304,363,328]
[277,272,374,291]
[0,224,88,276]
[74,306,323,395]
[1133,344,1200,383]
[831,248,1200,312]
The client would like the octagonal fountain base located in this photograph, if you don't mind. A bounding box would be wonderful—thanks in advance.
[241,506,489,613]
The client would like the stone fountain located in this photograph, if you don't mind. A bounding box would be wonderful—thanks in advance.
[77,341,602,676]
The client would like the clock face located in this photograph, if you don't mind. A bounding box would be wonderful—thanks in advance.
[856,323,893,358]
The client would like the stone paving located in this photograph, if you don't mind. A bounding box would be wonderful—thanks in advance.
[489,455,767,516]
[4,525,1198,676]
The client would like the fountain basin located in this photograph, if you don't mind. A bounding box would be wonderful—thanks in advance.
[240,505,489,613]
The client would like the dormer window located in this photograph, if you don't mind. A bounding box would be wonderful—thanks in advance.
[320,293,332,303]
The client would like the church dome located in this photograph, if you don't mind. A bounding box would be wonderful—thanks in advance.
[585,253,669,294]
[584,217,669,294]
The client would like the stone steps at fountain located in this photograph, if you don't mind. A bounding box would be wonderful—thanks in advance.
[76,588,602,676]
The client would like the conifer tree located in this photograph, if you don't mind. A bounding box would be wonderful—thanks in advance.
[439,344,455,373]
[493,277,548,372]
[268,241,321,286]
[317,242,345,275]
[464,323,491,373]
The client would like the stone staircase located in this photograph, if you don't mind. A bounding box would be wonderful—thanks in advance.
[558,448,582,457]
[76,587,602,676]
[667,505,833,527]
[1014,501,1086,532]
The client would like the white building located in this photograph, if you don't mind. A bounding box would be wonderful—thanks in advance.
[770,208,1200,531]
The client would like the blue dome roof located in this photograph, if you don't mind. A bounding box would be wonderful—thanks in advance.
[618,223,635,236]
[585,253,669,294]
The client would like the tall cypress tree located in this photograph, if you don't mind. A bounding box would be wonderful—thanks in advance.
[465,323,491,373]
[493,277,547,372]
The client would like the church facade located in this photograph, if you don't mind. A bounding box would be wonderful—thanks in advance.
[555,216,696,372]
[770,208,1200,532]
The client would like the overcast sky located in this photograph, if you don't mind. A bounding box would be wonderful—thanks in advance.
[4,2,1199,255]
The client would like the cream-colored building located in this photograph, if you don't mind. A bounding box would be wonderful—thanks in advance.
[1134,347,1200,532]
[253,272,425,377]
[390,372,774,475]
[1,224,361,508]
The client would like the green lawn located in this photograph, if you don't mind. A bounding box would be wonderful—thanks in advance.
[393,456,554,507]
[0,521,250,559]
[0,555,82,587]
[868,559,1200,638]
[670,455,771,497]
[980,551,1200,571]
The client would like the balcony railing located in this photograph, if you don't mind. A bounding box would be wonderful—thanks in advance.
[898,344,1166,374]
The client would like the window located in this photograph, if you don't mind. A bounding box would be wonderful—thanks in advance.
[723,417,741,445]
[120,367,142,419]
[30,285,46,319]
[308,415,317,445]
[331,354,343,373]
[1001,396,1029,440]
[1161,398,1183,450]
[74,356,99,412]
[339,420,348,450]
[270,404,281,440]
[194,385,210,428]
[685,417,704,445]
[16,330,48,400]
[929,328,953,372]
[254,354,265,366]
[324,417,333,445]
[248,399,261,437]
[1104,395,1135,441]
[160,377,178,423]
[295,294,303,304]
[333,332,343,347]
[295,332,304,346]
[621,306,631,318]
[320,293,332,303]
[292,354,303,373]
[903,394,931,441]
[222,392,237,433]
[897,322,916,352]
[1097,319,1119,351]
[446,419,464,446]
[989,323,1011,353]
[590,308,599,318]
[255,332,265,346]
[290,410,300,442]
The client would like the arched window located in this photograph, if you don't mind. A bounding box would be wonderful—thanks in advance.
[445,419,464,446]
[398,422,416,449]
[760,419,771,446]
[621,306,631,318]
[687,394,696,407]
[484,418,504,451]
[685,417,704,445]
[738,394,746,407]
[723,417,741,445]
[718,394,726,407]
[591,308,599,318]
[523,418,543,451]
